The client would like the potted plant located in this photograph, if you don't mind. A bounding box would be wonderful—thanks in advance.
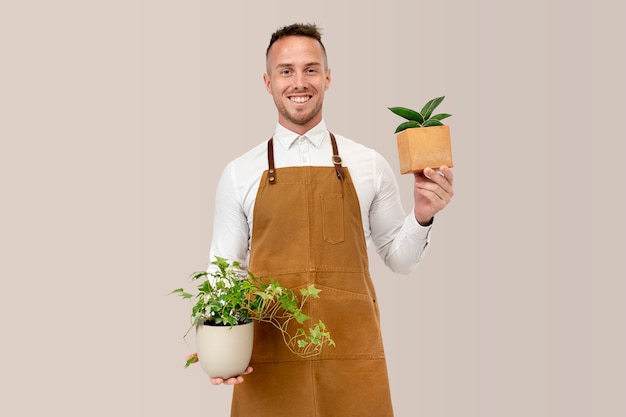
[171,256,335,378]
[388,95,453,174]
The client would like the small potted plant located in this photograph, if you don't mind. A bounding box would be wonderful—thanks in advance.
[171,256,335,378]
[388,95,453,174]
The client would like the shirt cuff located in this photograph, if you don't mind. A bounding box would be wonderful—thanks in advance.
[405,213,433,241]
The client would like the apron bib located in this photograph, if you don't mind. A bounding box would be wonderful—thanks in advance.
[231,133,394,417]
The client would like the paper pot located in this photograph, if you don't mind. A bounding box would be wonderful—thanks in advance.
[396,125,453,174]
[195,321,254,379]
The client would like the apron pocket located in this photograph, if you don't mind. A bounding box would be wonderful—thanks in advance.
[314,285,385,358]
[320,193,344,244]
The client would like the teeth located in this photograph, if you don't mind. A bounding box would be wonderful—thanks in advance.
[291,96,309,103]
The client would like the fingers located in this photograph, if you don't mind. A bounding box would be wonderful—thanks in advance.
[423,166,453,191]
[437,165,453,186]
[413,166,454,224]
[209,366,253,386]
[416,166,454,202]
[210,375,243,385]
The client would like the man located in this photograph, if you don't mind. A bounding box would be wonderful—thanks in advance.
[205,23,453,416]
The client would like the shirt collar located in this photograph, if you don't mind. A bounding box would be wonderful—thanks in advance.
[273,120,328,150]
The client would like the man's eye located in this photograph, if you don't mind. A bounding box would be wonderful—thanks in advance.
[281,69,292,75]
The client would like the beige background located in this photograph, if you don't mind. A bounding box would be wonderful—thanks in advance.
[1,1,623,416]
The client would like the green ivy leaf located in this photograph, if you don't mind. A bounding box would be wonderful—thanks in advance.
[301,285,321,298]
[309,325,322,344]
[184,353,198,368]
[280,295,298,313]
[255,291,273,301]
[170,288,194,299]
[294,309,310,324]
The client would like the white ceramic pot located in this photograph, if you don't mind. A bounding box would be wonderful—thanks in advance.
[195,321,254,379]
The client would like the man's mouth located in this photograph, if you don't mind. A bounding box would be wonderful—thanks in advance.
[289,95,311,103]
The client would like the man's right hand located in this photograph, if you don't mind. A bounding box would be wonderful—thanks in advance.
[210,366,254,385]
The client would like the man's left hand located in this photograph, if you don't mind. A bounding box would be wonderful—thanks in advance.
[413,165,454,226]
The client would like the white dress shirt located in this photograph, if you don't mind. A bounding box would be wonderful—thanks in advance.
[208,120,432,275]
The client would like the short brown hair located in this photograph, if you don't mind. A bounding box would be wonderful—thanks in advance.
[266,23,327,59]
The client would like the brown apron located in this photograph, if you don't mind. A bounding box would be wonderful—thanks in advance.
[231,133,394,417]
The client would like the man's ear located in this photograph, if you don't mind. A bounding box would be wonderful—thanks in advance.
[325,67,331,91]
[263,73,272,94]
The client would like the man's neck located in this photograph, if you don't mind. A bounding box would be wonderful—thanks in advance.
[278,120,324,136]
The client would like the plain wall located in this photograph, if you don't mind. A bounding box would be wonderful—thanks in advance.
[1,1,624,416]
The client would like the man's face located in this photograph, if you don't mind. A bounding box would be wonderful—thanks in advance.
[264,36,331,134]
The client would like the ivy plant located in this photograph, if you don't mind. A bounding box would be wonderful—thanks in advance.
[388,95,452,133]
[172,256,335,367]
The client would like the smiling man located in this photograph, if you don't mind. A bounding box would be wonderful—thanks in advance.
[204,23,454,417]
[264,31,330,133]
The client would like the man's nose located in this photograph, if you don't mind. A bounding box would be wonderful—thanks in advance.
[293,71,306,89]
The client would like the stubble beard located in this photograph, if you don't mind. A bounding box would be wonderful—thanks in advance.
[275,96,323,129]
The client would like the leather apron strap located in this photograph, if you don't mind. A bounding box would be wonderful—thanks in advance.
[267,132,344,184]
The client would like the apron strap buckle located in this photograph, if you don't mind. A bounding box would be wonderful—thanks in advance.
[329,133,345,181]
[332,155,344,181]
[268,138,277,184]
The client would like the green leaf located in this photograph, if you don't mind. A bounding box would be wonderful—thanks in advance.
[190,271,209,281]
[309,325,322,343]
[422,119,444,127]
[170,288,194,299]
[388,107,424,124]
[184,353,198,368]
[197,280,212,294]
[395,121,420,133]
[420,96,445,120]
[255,291,273,301]
[280,295,298,312]
[430,113,452,122]
[301,285,321,298]
[294,310,310,324]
